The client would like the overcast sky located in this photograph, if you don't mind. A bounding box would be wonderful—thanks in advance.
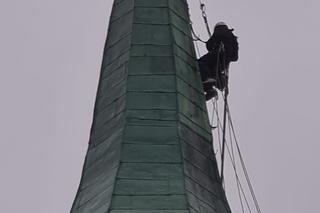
[1,0,319,212]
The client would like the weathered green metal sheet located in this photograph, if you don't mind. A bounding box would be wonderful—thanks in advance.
[103,35,131,63]
[110,0,134,21]
[101,52,130,78]
[126,109,177,121]
[110,211,189,213]
[117,163,184,179]
[85,129,123,166]
[128,56,175,75]
[114,179,185,195]
[175,56,203,92]
[124,124,178,144]
[135,0,168,7]
[121,144,182,163]
[111,195,188,210]
[131,44,173,57]
[99,66,127,92]
[173,45,198,71]
[170,11,191,36]
[106,12,133,48]
[132,24,172,45]
[177,78,207,112]
[71,0,232,212]
[127,75,176,92]
[134,8,169,24]
[126,92,177,110]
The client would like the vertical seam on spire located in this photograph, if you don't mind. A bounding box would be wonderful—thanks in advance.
[168,0,192,211]
[106,0,135,212]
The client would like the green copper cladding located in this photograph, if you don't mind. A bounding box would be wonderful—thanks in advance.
[71,0,232,212]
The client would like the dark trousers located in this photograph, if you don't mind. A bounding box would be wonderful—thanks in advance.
[198,52,228,91]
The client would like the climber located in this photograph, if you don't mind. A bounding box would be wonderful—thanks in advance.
[198,22,239,100]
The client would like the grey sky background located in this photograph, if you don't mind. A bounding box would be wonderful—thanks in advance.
[0,0,319,212]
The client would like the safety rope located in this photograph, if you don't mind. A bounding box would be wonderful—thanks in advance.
[228,113,246,213]
[216,48,261,213]
[190,22,207,43]
[215,43,229,184]
[198,0,212,37]
[192,1,262,212]
[214,105,251,213]
[226,104,262,213]
[214,99,222,155]
[206,29,261,213]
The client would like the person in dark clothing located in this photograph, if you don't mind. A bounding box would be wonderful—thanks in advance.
[198,22,239,100]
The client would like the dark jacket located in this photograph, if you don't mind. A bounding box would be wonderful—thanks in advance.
[206,33,238,63]
[198,30,238,91]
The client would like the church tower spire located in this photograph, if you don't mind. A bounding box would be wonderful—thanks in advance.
[71,0,232,212]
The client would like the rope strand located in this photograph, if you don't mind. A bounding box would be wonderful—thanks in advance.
[227,104,262,213]
[192,1,262,212]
